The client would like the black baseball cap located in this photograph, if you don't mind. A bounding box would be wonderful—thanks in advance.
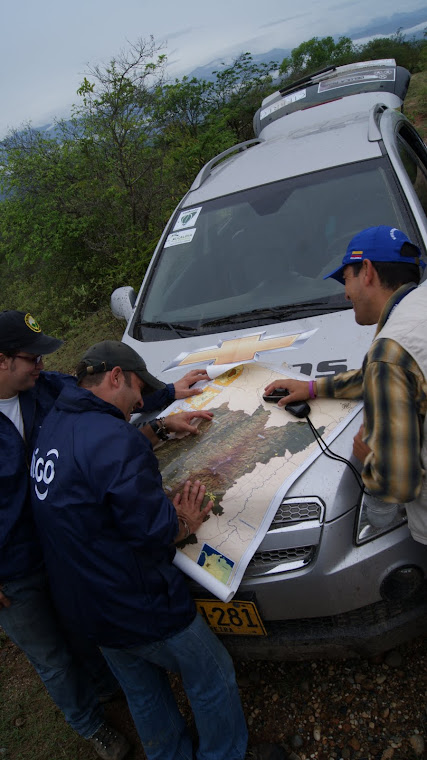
[0,310,63,354]
[76,340,165,394]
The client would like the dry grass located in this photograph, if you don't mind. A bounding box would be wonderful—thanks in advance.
[405,69,427,140]
[42,307,125,375]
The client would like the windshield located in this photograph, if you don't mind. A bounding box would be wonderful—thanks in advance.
[136,157,412,339]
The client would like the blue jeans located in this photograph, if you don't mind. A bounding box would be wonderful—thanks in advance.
[101,612,248,760]
[0,569,107,738]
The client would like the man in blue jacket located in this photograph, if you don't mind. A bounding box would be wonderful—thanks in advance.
[0,311,133,759]
[31,340,248,760]
[0,311,210,760]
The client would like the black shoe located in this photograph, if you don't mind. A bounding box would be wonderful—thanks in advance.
[97,685,125,704]
[88,722,131,760]
[247,743,288,760]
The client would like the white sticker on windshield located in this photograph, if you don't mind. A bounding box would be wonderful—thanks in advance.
[173,207,202,231]
[164,228,197,248]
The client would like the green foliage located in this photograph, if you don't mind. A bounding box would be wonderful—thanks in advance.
[353,29,426,72]
[405,69,427,140]
[211,52,276,141]
[151,76,232,196]
[0,38,170,330]
[0,34,426,334]
[279,28,427,83]
[280,36,355,78]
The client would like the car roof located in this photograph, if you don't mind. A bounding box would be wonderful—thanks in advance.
[185,90,405,205]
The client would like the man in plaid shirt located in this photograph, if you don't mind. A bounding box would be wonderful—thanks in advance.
[264,225,427,543]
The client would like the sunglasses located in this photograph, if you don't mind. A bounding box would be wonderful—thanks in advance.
[14,354,43,366]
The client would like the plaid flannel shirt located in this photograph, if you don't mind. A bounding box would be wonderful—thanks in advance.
[316,284,427,503]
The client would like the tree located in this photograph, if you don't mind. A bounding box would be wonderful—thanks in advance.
[211,52,276,141]
[150,53,276,197]
[150,76,231,196]
[0,38,169,328]
[279,36,355,80]
[1,33,426,333]
[67,36,169,254]
[353,29,425,73]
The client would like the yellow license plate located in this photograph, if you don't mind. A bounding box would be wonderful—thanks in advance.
[195,599,267,636]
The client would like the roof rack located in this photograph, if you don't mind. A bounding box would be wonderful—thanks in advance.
[253,59,410,136]
[279,64,337,98]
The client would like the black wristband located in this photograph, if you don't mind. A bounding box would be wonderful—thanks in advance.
[148,418,169,441]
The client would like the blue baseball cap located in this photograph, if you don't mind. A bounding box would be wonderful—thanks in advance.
[323,226,425,284]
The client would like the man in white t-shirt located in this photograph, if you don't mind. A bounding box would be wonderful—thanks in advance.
[0,310,131,759]
[0,393,23,436]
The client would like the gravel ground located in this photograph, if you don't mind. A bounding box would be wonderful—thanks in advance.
[1,632,426,759]
[230,635,427,760]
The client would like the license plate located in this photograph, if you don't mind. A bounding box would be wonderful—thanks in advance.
[195,599,267,636]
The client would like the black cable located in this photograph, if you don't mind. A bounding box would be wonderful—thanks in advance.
[305,414,365,492]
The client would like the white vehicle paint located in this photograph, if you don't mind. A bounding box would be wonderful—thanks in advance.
[111,61,427,658]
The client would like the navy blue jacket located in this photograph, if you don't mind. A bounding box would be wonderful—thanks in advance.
[0,372,74,583]
[30,383,196,648]
[1,372,174,585]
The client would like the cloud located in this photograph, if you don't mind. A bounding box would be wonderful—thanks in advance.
[162,27,200,41]
[260,14,308,29]
[1,0,426,137]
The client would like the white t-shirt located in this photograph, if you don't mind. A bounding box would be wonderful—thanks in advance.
[0,394,24,438]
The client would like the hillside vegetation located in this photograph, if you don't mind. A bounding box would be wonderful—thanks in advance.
[0,32,426,355]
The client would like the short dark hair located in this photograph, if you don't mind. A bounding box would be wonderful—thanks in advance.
[76,361,133,388]
[349,244,421,288]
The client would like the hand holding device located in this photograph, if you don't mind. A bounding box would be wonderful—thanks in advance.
[263,388,310,418]
[262,388,290,403]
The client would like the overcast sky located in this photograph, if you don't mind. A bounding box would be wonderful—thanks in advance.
[1,0,426,137]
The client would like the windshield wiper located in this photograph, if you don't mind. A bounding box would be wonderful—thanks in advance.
[137,320,199,338]
[200,306,295,328]
[200,301,349,328]
[282,299,351,314]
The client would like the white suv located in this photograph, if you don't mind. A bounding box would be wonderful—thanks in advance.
[112,60,427,658]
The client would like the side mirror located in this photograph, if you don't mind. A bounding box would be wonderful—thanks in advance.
[110,286,136,322]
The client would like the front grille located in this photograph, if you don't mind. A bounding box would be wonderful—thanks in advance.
[246,497,324,578]
[271,500,322,526]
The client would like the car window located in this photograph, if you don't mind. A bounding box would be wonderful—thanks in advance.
[397,126,427,218]
[136,157,415,337]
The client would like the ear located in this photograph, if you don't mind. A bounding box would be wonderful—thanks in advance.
[0,353,10,370]
[109,366,123,388]
[362,259,377,285]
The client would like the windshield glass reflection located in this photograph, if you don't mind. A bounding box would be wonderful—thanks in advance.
[137,157,411,338]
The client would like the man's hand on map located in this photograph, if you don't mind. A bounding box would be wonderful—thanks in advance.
[165,410,214,435]
[173,479,214,541]
[264,378,312,407]
[174,370,210,399]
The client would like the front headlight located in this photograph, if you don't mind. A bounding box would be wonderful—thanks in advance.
[355,491,407,545]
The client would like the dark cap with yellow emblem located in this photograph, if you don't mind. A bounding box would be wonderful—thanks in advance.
[0,310,63,354]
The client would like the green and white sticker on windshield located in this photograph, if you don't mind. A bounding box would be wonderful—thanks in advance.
[173,206,202,231]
